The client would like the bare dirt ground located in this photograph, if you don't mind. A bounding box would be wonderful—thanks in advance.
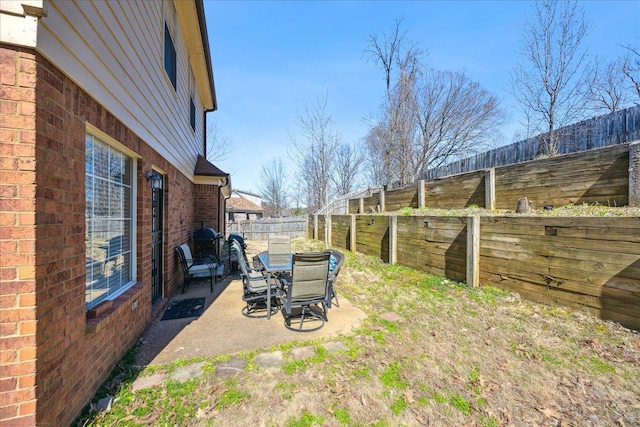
[79,237,640,426]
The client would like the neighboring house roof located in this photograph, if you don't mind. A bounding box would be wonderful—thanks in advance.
[232,189,261,198]
[226,197,263,213]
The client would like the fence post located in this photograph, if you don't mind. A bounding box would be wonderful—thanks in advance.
[418,180,425,208]
[389,215,397,265]
[379,190,385,212]
[305,214,309,239]
[359,198,364,214]
[326,215,332,248]
[466,214,480,287]
[350,215,356,252]
[484,168,496,210]
[630,141,639,206]
[313,214,318,240]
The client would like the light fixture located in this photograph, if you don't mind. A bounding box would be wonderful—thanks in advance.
[145,170,162,189]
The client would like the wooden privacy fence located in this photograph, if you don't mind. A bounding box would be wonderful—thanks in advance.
[307,213,640,330]
[227,216,308,240]
[349,142,640,213]
[422,105,640,180]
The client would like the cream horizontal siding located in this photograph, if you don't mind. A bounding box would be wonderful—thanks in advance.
[0,0,40,47]
[37,0,207,180]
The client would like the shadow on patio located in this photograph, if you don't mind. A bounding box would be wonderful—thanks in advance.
[135,269,367,367]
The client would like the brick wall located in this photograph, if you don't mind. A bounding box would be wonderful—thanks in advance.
[167,171,196,297]
[193,183,220,232]
[0,46,38,427]
[1,45,208,425]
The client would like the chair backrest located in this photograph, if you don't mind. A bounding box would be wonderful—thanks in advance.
[175,245,188,273]
[231,240,250,276]
[178,243,194,266]
[328,250,344,281]
[268,234,291,265]
[289,251,331,302]
[175,244,201,279]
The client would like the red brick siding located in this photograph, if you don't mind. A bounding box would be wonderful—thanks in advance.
[0,46,38,427]
[194,183,221,232]
[1,45,215,426]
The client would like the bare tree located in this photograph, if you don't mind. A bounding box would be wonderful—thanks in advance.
[587,57,629,114]
[205,117,232,162]
[511,0,592,156]
[258,157,288,218]
[621,43,640,101]
[366,18,501,186]
[363,123,389,186]
[332,142,365,197]
[366,17,424,187]
[414,68,503,175]
[289,90,341,212]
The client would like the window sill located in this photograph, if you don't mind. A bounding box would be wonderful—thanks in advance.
[86,282,145,335]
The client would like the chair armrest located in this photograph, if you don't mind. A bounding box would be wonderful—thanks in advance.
[277,276,291,294]
[194,254,216,264]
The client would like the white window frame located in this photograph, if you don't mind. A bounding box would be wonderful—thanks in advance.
[85,123,138,309]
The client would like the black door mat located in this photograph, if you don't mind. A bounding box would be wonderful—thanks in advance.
[161,298,206,321]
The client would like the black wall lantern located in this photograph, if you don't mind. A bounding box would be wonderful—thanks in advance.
[146,170,162,189]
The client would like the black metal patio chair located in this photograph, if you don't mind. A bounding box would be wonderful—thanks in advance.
[174,243,217,293]
[233,240,279,318]
[277,251,332,332]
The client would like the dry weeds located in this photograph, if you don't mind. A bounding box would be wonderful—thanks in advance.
[394,204,640,217]
[80,238,640,427]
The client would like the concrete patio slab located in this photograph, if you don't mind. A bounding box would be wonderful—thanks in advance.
[135,272,367,367]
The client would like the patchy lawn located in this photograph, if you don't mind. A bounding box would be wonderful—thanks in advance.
[76,238,640,426]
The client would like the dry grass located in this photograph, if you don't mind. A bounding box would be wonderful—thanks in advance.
[393,203,640,217]
[78,238,640,427]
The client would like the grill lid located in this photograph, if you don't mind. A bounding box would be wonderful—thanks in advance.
[193,222,223,241]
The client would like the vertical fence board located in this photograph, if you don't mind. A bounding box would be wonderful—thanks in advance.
[421,105,639,181]
[226,216,308,240]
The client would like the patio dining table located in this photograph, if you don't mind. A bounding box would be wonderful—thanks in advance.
[256,252,293,319]
[256,251,340,320]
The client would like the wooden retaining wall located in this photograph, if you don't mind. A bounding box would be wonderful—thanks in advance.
[494,144,629,209]
[354,215,390,263]
[323,214,640,330]
[331,215,353,251]
[424,171,485,209]
[316,215,327,243]
[358,192,382,214]
[480,216,640,329]
[348,142,637,213]
[396,216,467,282]
[385,183,420,211]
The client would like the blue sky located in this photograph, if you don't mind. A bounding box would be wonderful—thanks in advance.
[204,0,640,194]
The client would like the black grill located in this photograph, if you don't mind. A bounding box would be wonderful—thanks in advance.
[193,222,223,259]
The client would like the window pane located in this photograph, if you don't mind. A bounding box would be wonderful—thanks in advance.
[190,98,196,131]
[164,22,177,90]
[85,133,134,309]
